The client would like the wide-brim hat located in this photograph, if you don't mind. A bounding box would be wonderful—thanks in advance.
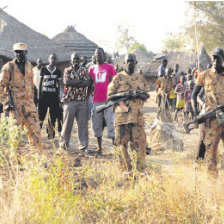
[13,43,27,51]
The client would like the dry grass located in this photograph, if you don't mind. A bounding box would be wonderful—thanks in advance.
[1,92,224,223]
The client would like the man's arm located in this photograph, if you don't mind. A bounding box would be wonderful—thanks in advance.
[191,85,202,117]
[107,75,120,100]
[63,68,90,88]
[109,65,117,83]
[38,76,43,100]
[0,63,11,103]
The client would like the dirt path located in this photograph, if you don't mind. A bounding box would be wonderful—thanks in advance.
[39,91,204,174]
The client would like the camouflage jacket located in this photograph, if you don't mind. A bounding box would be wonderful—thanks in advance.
[196,67,224,112]
[107,71,148,126]
[0,59,34,105]
[156,76,173,96]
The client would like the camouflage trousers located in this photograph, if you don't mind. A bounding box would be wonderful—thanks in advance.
[203,119,224,178]
[115,123,146,171]
[11,103,42,152]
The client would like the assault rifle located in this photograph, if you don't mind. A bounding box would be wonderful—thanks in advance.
[96,90,150,113]
[183,105,224,133]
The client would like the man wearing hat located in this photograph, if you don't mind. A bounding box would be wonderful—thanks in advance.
[0,43,42,151]
[192,48,224,178]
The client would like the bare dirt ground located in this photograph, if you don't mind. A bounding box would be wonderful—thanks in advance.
[41,91,222,174]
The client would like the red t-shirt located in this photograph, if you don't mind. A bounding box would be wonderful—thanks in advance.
[88,63,116,103]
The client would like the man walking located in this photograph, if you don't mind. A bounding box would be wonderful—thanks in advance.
[157,59,168,78]
[0,43,42,151]
[60,53,92,151]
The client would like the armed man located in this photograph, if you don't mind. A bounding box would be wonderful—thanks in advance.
[107,53,149,175]
[191,48,224,178]
[156,67,173,119]
[0,43,42,151]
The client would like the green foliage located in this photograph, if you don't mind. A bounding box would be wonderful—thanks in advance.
[185,2,224,52]
[0,117,24,150]
[128,44,148,53]
[115,25,139,52]
[162,34,186,51]
[26,158,81,224]
[0,117,25,165]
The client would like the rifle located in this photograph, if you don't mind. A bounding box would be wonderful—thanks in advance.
[96,90,150,113]
[183,105,224,133]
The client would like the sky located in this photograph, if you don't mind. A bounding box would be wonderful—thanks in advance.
[1,0,188,53]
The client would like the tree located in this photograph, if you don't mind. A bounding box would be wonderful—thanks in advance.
[185,2,224,52]
[115,25,138,52]
[128,44,147,53]
[162,33,187,51]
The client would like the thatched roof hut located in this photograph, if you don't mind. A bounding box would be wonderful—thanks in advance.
[52,26,98,61]
[0,9,70,63]
[142,46,211,78]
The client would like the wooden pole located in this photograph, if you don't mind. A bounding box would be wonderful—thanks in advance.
[193,2,200,72]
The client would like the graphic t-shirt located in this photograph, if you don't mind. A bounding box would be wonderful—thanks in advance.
[88,63,116,103]
[40,66,61,93]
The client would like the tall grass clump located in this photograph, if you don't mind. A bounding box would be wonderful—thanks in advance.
[1,117,224,223]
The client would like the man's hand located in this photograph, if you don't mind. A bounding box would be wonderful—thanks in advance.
[79,80,92,87]
[193,109,199,118]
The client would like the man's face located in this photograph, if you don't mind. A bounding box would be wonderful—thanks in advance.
[124,54,136,75]
[14,50,27,63]
[71,54,80,67]
[163,60,168,67]
[212,55,223,71]
[81,56,87,66]
[49,54,57,66]
[95,49,104,65]
[37,58,42,68]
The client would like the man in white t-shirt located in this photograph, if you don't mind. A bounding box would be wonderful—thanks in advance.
[32,58,42,106]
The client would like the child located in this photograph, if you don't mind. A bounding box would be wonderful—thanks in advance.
[184,80,194,120]
[174,75,186,121]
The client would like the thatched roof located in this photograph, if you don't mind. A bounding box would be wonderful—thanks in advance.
[0,9,70,63]
[141,47,211,77]
[52,26,98,60]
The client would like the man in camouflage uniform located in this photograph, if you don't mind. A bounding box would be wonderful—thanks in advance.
[107,53,149,173]
[0,43,42,151]
[156,68,173,108]
[192,48,224,178]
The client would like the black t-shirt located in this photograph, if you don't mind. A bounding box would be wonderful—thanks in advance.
[40,66,61,93]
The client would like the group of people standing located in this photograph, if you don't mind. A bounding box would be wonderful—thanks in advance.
[3,41,224,178]
[0,42,150,176]
[156,49,224,179]
[156,59,196,121]
[32,47,116,154]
